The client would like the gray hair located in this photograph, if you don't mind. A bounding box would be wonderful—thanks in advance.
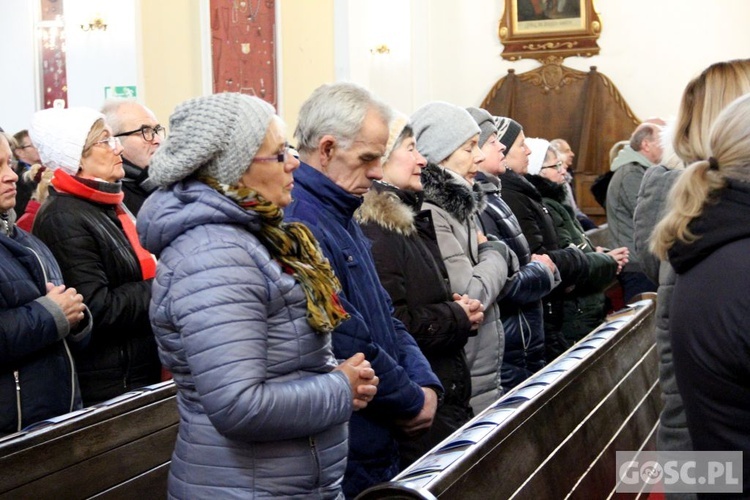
[100,99,154,135]
[294,82,392,154]
[630,124,658,152]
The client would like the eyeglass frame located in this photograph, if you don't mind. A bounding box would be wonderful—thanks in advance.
[540,161,564,172]
[94,136,122,152]
[16,143,36,150]
[114,124,166,143]
[253,144,291,164]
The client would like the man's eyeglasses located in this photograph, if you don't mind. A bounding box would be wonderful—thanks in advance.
[253,144,291,164]
[115,125,166,143]
[541,161,564,172]
[95,136,122,152]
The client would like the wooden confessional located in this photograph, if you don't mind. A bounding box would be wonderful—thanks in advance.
[481,62,640,225]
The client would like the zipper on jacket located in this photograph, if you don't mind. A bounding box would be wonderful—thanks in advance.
[27,246,49,286]
[309,435,321,488]
[63,341,77,412]
[13,370,22,432]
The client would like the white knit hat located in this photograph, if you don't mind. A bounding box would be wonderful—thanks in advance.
[30,107,104,175]
[526,137,551,176]
[384,111,410,162]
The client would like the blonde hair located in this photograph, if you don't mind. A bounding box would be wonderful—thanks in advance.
[23,164,54,203]
[673,59,750,165]
[80,118,107,159]
[651,93,750,259]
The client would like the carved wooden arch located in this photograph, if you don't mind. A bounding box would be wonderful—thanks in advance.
[481,62,640,222]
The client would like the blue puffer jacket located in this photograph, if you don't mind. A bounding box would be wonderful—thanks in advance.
[285,163,441,498]
[475,172,557,391]
[0,217,91,436]
[137,180,354,499]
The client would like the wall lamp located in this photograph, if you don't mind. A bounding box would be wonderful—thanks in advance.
[80,16,107,32]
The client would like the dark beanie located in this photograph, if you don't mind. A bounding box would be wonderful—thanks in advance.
[495,116,523,151]
[466,107,497,148]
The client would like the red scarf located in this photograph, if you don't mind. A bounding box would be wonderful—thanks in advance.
[51,170,156,280]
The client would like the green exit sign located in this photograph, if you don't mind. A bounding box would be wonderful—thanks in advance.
[104,86,137,98]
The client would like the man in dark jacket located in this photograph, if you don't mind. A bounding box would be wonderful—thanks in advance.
[102,100,163,214]
[11,130,42,216]
[285,82,442,499]
[0,133,91,437]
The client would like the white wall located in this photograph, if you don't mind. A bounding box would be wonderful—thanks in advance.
[340,0,750,122]
[0,0,139,134]
[0,0,38,134]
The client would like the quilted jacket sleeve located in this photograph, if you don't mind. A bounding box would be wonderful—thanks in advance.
[164,239,353,442]
[0,301,61,364]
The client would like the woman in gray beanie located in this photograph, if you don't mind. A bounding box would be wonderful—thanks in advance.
[136,92,378,499]
[411,101,510,413]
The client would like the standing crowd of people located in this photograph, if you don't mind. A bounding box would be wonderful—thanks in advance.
[2,57,749,498]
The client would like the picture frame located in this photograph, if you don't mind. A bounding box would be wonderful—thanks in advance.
[498,0,602,61]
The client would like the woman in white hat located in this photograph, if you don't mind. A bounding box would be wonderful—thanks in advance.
[30,107,161,406]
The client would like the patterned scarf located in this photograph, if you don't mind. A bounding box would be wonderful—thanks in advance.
[198,174,349,334]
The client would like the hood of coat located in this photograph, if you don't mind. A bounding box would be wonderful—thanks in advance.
[669,178,750,274]
[611,145,652,172]
[421,163,486,222]
[137,178,262,258]
[356,182,419,237]
[525,174,568,204]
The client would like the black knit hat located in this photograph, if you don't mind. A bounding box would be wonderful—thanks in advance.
[494,116,523,151]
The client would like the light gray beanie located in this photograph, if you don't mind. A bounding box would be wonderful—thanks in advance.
[466,107,497,148]
[149,93,275,187]
[410,101,480,164]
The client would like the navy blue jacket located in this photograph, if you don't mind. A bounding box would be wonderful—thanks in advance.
[476,172,557,390]
[285,163,441,497]
[0,219,91,436]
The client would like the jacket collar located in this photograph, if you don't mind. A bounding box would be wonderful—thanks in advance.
[356,182,418,237]
[421,163,485,222]
[500,169,544,203]
[293,162,363,221]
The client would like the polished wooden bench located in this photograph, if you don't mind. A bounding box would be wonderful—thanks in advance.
[357,299,660,499]
[0,381,177,499]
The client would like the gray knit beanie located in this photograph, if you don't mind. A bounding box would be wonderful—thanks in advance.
[495,116,523,151]
[466,107,497,148]
[149,93,275,187]
[410,101,480,164]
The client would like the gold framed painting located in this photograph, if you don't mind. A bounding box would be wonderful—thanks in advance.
[499,0,601,61]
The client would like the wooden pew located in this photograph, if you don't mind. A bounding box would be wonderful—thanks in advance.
[357,299,660,499]
[0,381,177,499]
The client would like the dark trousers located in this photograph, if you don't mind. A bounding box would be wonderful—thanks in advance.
[618,270,657,303]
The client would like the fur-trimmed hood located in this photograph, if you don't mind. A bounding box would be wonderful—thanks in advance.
[421,163,486,222]
[356,182,419,237]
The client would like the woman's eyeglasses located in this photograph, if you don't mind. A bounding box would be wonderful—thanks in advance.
[95,136,122,152]
[115,125,166,143]
[253,144,291,164]
[541,161,564,172]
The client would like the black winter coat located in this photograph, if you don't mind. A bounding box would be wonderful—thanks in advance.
[499,170,588,360]
[121,158,157,216]
[33,186,160,405]
[475,172,556,390]
[357,182,473,467]
[0,216,91,435]
[668,179,750,494]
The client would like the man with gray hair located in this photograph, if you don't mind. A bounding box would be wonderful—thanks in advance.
[606,122,663,301]
[284,82,442,498]
[101,99,164,214]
